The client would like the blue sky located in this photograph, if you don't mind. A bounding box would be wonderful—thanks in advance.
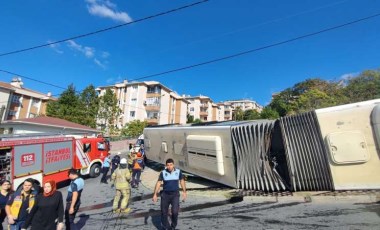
[0,0,379,106]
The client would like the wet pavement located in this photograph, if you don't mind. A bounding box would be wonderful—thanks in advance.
[54,156,380,230]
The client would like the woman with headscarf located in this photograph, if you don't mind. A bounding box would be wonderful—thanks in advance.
[21,180,64,230]
[0,180,13,230]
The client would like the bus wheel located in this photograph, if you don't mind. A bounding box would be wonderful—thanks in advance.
[89,164,101,178]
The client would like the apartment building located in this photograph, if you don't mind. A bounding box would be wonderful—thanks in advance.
[186,98,263,122]
[96,80,189,127]
[0,78,54,122]
[185,95,223,122]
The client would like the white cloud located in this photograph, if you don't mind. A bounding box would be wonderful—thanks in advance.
[86,0,132,23]
[66,40,109,69]
[94,58,106,69]
[66,40,94,58]
[48,40,63,54]
[101,51,110,58]
[339,72,359,80]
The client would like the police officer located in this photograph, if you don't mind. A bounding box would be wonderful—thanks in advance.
[111,158,131,213]
[152,158,187,230]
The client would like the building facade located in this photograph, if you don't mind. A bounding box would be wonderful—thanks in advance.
[185,95,223,122]
[96,80,189,127]
[187,97,263,122]
[0,78,54,122]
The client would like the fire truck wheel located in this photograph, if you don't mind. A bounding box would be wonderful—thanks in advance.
[89,164,101,178]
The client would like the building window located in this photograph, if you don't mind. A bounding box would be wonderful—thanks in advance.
[190,107,194,112]
[131,98,137,105]
[31,98,40,108]
[147,112,159,119]
[0,128,13,134]
[146,97,160,106]
[8,111,17,116]
[132,85,138,90]
[147,85,161,94]
[11,95,20,104]
[130,111,135,117]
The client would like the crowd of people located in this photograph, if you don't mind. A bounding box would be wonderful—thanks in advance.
[0,168,83,230]
[0,142,187,230]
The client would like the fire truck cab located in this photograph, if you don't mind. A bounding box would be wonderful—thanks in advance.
[0,135,110,190]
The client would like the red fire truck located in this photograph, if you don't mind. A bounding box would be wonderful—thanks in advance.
[0,135,110,190]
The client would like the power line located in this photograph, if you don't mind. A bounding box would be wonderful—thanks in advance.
[0,0,209,57]
[0,69,67,90]
[2,12,379,99]
[0,72,185,118]
[131,12,380,81]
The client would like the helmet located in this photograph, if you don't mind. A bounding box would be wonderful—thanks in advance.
[120,158,127,164]
[137,152,142,157]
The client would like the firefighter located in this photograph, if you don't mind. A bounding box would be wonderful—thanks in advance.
[127,149,136,172]
[111,158,131,213]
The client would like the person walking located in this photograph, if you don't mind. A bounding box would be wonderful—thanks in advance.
[140,144,146,170]
[100,153,111,184]
[131,152,144,188]
[128,143,133,151]
[65,169,84,230]
[111,158,131,213]
[0,180,13,230]
[21,180,64,230]
[127,150,136,172]
[110,154,121,176]
[152,158,187,230]
[5,178,36,230]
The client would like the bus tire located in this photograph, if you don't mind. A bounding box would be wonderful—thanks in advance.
[89,164,101,178]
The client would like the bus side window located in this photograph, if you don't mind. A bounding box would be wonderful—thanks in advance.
[97,142,105,151]
[84,143,91,153]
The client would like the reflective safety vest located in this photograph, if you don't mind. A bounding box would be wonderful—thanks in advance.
[133,156,144,170]
[112,167,131,189]
[9,191,35,219]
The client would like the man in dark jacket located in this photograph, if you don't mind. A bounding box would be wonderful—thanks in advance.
[111,154,121,176]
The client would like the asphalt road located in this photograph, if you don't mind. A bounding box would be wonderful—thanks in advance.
[55,163,380,230]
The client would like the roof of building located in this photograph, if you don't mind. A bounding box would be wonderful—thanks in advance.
[0,80,55,100]
[1,116,99,132]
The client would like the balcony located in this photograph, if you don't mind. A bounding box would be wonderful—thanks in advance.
[200,111,208,116]
[146,117,159,125]
[146,92,161,97]
[145,104,160,111]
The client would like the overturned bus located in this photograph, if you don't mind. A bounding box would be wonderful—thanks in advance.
[144,99,380,192]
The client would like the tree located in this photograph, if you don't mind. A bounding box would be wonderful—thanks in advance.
[243,109,261,120]
[97,89,122,136]
[120,120,148,138]
[295,88,337,113]
[260,107,279,119]
[79,85,99,128]
[46,84,82,124]
[193,118,202,124]
[232,106,244,121]
[269,78,345,116]
[187,114,194,123]
[343,69,380,102]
